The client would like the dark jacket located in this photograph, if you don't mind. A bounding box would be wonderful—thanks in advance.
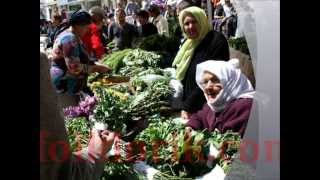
[138,23,158,38]
[181,30,229,113]
[187,98,253,137]
[108,22,138,50]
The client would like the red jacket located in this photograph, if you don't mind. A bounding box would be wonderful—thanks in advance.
[82,23,105,59]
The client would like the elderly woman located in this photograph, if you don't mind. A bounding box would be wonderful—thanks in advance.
[186,59,255,137]
[50,10,111,107]
[172,6,230,119]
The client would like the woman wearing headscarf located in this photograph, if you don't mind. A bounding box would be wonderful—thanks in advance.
[186,59,255,137]
[50,10,111,108]
[172,6,229,119]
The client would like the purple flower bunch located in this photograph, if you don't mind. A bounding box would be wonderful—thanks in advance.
[64,96,97,118]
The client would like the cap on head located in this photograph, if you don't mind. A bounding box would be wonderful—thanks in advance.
[69,10,92,26]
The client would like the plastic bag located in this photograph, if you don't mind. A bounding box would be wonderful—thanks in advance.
[206,143,220,168]
[169,79,184,109]
[196,164,226,180]
[133,161,160,180]
[197,142,226,180]
[163,67,176,79]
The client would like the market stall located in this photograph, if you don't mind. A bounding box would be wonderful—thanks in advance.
[62,40,246,179]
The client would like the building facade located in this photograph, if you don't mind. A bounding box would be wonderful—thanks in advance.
[42,0,143,20]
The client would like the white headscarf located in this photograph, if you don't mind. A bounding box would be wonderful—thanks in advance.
[196,59,255,112]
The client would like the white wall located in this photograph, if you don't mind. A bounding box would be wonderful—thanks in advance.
[233,0,280,180]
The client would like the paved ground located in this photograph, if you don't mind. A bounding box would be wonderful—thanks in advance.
[225,157,257,180]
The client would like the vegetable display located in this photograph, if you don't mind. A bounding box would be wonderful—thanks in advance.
[228,36,250,55]
[136,34,180,53]
[65,117,90,151]
[134,116,241,178]
[91,87,130,134]
[64,44,243,179]
[118,49,163,76]
[101,49,132,73]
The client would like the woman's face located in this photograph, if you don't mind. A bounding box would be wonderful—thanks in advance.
[183,14,199,39]
[201,71,223,103]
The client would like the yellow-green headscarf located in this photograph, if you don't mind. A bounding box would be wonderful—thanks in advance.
[172,6,212,81]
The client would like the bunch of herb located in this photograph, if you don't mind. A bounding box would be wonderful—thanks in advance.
[129,79,173,118]
[65,117,90,151]
[102,49,132,73]
[208,129,241,173]
[92,87,130,134]
[228,36,250,55]
[118,49,163,76]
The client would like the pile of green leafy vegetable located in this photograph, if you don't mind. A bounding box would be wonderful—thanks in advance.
[65,44,243,179]
[134,116,242,179]
[107,41,116,49]
[102,49,132,73]
[135,118,210,178]
[118,49,163,76]
[100,161,139,180]
[228,36,250,55]
[65,117,90,151]
[128,78,173,119]
[208,130,242,173]
[91,87,131,134]
[136,34,180,53]
[90,76,173,132]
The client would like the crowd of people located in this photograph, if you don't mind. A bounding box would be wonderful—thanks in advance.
[41,0,254,179]
[41,0,238,51]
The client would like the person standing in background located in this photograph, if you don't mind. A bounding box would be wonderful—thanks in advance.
[125,0,140,16]
[148,4,169,37]
[108,8,138,50]
[61,9,67,20]
[47,14,63,48]
[136,10,158,38]
[82,6,107,60]
[213,0,237,37]
[141,0,150,10]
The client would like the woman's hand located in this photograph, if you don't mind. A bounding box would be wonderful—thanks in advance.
[87,129,115,162]
[181,110,191,120]
[185,126,193,134]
